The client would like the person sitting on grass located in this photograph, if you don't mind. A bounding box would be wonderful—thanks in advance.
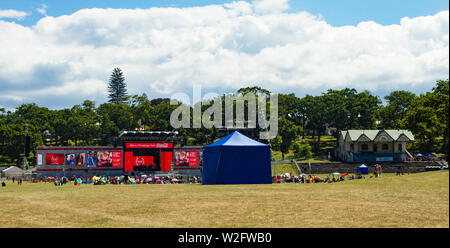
[314,176,322,183]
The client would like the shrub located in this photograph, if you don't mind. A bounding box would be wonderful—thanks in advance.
[293,142,313,159]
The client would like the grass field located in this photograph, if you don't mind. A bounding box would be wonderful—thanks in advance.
[0,171,448,228]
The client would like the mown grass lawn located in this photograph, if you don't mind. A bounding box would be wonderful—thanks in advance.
[0,171,448,228]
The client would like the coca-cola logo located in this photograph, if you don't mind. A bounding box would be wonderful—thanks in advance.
[126,143,173,148]
[135,157,145,165]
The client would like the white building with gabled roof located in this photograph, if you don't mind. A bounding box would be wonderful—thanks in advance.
[336,130,415,163]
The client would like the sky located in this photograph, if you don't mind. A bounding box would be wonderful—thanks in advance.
[0,0,449,109]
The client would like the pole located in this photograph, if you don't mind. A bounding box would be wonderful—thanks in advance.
[23,124,29,171]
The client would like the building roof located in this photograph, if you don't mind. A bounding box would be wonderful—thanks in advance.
[341,130,414,142]
[118,131,178,137]
[117,130,183,143]
[2,166,24,173]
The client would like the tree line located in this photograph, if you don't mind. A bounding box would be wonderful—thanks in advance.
[0,67,448,166]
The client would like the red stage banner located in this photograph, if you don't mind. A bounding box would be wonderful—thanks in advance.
[161,151,173,171]
[134,156,154,166]
[124,152,133,172]
[125,143,173,149]
[111,151,122,167]
[188,151,198,166]
[124,152,155,172]
[46,154,64,165]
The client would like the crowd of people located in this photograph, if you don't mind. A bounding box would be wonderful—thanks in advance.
[37,174,202,186]
[277,172,370,184]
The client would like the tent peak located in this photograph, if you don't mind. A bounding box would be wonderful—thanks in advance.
[204,131,268,147]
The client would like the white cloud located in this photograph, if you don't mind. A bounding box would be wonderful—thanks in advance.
[0,9,29,20]
[252,0,289,14]
[36,4,48,16]
[0,1,448,109]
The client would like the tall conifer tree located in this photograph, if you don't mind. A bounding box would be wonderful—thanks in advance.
[107,67,128,104]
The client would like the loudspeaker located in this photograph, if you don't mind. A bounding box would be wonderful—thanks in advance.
[24,135,30,157]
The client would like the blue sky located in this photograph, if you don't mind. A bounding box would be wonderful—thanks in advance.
[2,0,449,26]
[0,0,448,109]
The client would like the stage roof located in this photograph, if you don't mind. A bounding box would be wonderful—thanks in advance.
[117,130,182,142]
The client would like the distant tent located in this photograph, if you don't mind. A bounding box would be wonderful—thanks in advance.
[416,153,424,157]
[1,166,24,178]
[424,153,437,157]
[357,164,369,174]
[202,131,272,185]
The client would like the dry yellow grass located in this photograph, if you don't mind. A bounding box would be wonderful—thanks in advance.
[0,170,448,228]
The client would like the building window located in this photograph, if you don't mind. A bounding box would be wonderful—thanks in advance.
[350,143,354,151]
[374,144,378,152]
[382,144,389,151]
[362,144,368,151]
[398,144,402,152]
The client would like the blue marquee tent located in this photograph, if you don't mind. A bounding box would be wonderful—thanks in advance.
[424,153,437,157]
[357,164,369,174]
[202,131,272,185]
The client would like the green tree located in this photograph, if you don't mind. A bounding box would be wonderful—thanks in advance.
[403,80,448,156]
[107,67,128,104]
[278,118,301,160]
[0,123,43,166]
[97,102,137,145]
[278,93,303,125]
[149,101,180,131]
[50,108,73,146]
[321,88,381,131]
[432,80,449,157]
[293,142,313,159]
[71,100,100,145]
[378,90,416,129]
[237,86,270,96]
[130,94,154,130]
[302,95,327,152]
[269,136,282,151]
